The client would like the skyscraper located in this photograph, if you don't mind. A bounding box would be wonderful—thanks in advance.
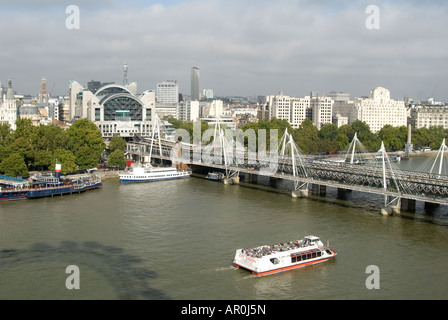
[190,67,200,101]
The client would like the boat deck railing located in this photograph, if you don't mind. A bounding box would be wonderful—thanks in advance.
[241,240,312,259]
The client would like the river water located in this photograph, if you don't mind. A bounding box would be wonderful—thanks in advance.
[0,156,447,300]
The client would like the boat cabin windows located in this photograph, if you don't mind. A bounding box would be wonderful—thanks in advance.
[291,249,322,263]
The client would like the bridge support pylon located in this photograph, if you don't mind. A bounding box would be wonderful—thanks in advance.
[381,197,401,216]
[292,182,309,198]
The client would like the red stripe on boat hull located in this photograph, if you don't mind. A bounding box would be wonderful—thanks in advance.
[234,252,336,277]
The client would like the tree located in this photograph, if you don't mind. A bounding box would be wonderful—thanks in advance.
[293,119,319,154]
[378,125,406,151]
[108,136,127,153]
[13,118,36,140]
[351,120,379,151]
[65,118,105,159]
[108,149,126,167]
[51,149,77,174]
[32,124,70,153]
[8,136,35,166]
[0,122,12,147]
[0,153,28,177]
[34,150,53,171]
[318,124,339,141]
[75,146,100,169]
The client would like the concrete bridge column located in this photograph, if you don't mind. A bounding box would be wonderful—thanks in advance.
[381,198,401,216]
[292,185,309,198]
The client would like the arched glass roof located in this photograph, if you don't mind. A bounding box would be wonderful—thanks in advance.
[101,93,144,122]
[95,84,133,100]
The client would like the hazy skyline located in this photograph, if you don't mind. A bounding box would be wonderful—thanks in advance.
[0,0,447,101]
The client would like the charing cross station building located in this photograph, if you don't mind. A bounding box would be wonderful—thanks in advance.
[68,81,156,139]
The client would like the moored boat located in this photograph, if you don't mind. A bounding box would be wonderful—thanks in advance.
[233,235,336,276]
[119,163,191,183]
[0,164,102,201]
[206,172,225,181]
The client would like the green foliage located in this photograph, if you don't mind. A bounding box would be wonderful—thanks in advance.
[0,153,29,177]
[34,150,53,171]
[293,119,319,154]
[108,136,127,153]
[75,146,100,170]
[0,123,12,147]
[51,149,77,175]
[168,119,210,144]
[65,118,105,158]
[33,124,70,152]
[108,149,127,167]
[8,136,35,166]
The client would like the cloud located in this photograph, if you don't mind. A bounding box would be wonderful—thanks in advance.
[0,0,447,101]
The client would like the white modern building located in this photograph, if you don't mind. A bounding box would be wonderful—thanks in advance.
[156,80,179,104]
[266,93,333,129]
[336,87,407,133]
[177,100,199,122]
[68,81,156,139]
[201,99,223,118]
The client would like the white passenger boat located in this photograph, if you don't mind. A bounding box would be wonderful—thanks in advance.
[119,164,191,183]
[233,235,336,276]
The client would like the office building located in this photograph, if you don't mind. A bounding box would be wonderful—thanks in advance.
[191,67,200,100]
[410,105,448,129]
[156,80,179,104]
[336,87,407,133]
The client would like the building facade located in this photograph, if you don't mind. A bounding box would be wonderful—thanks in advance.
[266,93,333,129]
[177,100,199,122]
[68,81,155,139]
[191,67,200,101]
[410,105,448,129]
[336,87,407,133]
[0,80,18,130]
[156,80,179,104]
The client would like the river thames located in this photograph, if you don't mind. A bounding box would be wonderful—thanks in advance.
[0,156,447,300]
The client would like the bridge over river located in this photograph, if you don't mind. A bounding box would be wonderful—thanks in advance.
[125,116,448,215]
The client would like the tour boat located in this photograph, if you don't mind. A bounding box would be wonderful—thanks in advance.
[119,164,192,183]
[233,235,336,276]
[0,164,102,201]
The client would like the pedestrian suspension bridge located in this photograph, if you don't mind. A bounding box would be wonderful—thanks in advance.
[127,115,448,215]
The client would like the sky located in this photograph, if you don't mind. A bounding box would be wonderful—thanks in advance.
[0,0,447,101]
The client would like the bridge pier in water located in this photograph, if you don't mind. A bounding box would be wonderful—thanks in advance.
[381,197,401,216]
